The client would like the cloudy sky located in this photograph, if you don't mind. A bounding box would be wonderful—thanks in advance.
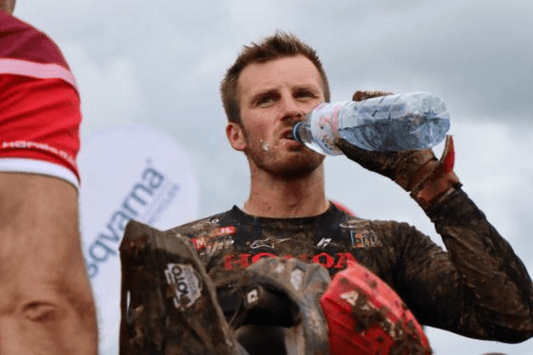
[14,0,533,353]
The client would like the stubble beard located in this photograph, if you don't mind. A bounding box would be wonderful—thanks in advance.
[245,139,325,180]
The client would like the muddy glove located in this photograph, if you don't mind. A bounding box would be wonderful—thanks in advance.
[335,90,462,209]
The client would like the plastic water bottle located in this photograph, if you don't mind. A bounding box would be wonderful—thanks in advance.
[292,92,450,155]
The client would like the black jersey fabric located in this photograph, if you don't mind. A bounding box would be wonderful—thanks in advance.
[167,188,533,343]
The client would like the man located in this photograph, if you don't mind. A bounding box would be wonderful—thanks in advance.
[120,32,533,354]
[0,1,98,354]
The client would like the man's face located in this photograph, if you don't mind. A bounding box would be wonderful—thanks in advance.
[0,0,16,14]
[228,55,326,178]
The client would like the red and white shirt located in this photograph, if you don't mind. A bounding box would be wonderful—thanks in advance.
[0,12,81,188]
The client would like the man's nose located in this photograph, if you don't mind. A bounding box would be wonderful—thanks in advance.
[280,96,303,121]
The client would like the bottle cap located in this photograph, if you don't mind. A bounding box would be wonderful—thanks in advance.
[292,122,304,145]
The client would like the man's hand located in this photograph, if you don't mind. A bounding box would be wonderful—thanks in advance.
[335,90,461,209]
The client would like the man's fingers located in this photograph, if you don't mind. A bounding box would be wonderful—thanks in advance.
[352,90,394,101]
[335,137,355,153]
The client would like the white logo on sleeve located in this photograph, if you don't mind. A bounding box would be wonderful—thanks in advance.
[164,263,202,309]
[317,238,332,249]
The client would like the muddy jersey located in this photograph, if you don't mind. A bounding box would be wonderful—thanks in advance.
[168,188,533,343]
[0,12,81,188]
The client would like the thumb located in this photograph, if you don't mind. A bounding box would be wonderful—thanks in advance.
[334,137,399,179]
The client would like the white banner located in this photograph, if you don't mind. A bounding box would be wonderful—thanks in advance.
[78,125,200,355]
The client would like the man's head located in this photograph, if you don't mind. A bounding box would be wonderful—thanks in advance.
[0,0,16,14]
[224,33,329,179]
[221,31,331,125]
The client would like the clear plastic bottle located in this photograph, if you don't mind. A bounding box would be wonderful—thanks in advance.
[292,92,450,155]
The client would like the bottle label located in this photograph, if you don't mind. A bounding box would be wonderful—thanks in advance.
[310,102,347,154]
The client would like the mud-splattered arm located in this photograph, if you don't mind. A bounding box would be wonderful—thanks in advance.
[397,188,533,343]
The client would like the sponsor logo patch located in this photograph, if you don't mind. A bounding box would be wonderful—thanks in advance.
[249,237,291,250]
[224,252,359,271]
[191,226,236,258]
[164,263,202,309]
[349,231,382,249]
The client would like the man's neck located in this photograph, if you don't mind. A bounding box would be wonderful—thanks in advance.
[243,165,329,218]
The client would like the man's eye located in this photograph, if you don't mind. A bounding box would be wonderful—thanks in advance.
[258,96,274,105]
[296,91,315,99]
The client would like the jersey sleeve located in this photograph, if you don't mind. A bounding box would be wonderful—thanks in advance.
[394,189,533,342]
[0,74,81,188]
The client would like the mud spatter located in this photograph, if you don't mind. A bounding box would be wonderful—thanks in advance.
[350,293,432,354]
[261,140,270,151]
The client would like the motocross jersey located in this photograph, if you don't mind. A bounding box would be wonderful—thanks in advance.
[167,188,533,343]
[0,12,81,188]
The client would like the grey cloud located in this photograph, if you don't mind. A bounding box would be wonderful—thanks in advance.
[312,1,533,123]
[13,1,533,353]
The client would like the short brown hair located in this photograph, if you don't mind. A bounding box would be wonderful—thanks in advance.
[220,31,331,123]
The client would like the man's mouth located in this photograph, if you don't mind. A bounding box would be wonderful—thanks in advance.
[282,130,295,140]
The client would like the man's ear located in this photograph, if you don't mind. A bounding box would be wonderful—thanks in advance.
[226,122,247,152]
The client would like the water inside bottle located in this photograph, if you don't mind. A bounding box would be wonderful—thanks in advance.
[339,115,450,151]
[338,93,450,151]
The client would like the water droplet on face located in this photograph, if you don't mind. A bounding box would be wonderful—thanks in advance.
[261,140,270,151]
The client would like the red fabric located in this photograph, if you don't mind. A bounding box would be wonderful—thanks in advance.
[0,75,81,180]
[0,12,80,182]
[330,200,356,216]
[0,12,70,68]
[443,136,455,173]
[321,260,431,354]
